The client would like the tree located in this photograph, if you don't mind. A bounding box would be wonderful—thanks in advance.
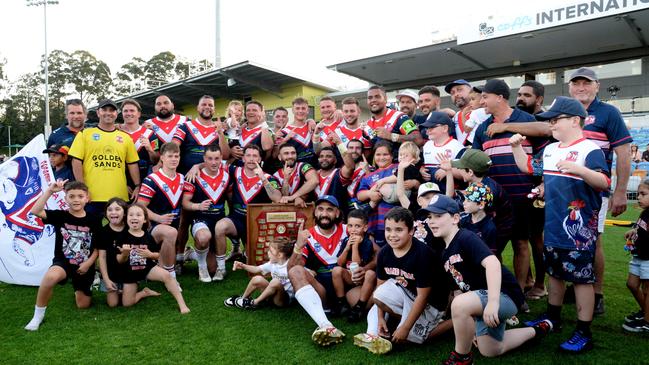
[115,57,147,95]
[144,51,177,84]
[68,50,112,104]
[1,72,45,144]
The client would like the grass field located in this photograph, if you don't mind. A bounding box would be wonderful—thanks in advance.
[2,205,649,365]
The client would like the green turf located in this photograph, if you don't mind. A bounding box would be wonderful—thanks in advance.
[2,205,649,365]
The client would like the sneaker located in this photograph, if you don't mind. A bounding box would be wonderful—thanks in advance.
[524,313,561,331]
[623,319,649,333]
[198,267,211,283]
[212,269,226,282]
[625,310,645,323]
[311,325,345,346]
[593,296,605,315]
[353,333,392,355]
[441,350,473,365]
[532,319,554,338]
[235,296,257,310]
[559,330,593,353]
[224,295,240,308]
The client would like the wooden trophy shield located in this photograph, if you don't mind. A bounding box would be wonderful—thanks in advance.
[246,203,314,267]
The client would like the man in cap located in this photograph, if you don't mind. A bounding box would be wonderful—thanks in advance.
[288,195,348,346]
[68,99,141,215]
[472,79,549,292]
[396,90,418,120]
[445,79,474,145]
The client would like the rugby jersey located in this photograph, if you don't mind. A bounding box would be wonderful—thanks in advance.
[364,109,418,159]
[272,162,314,196]
[422,137,465,194]
[301,223,347,274]
[173,119,221,174]
[183,164,232,221]
[280,123,315,165]
[146,114,187,144]
[139,170,185,227]
[123,125,159,186]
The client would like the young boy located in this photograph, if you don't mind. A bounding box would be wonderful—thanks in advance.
[460,182,497,254]
[512,96,609,353]
[354,207,449,355]
[331,209,380,322]
[25,180,102,331]
[420,112,465,194]
[424,195,550,364]
[138,142,185,285]
[43,144,74,182]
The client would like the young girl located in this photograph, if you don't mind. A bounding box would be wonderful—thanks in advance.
[373,141,421,206]
[224,237,295,309]
[117,203,190,313]
[623,179,649,333]
[97,198,159,307]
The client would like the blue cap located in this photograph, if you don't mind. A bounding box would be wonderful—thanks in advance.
[536,96,587,120]
[420,111,454,129]
[418,194,460,215]
[315,195,340,208]
[444,79,471,94]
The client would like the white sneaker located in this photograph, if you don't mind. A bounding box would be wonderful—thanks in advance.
[212,269,226,282]
[198,267,211,283]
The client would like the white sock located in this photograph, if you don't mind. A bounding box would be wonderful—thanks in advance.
[176,253,185,263]
[216,255,226,271]
[295,285,331,328]
[186,249,198,261]
[366,304,379,335]
[196,249,208,270]
[25,305,46,331]
[164,265,176,280]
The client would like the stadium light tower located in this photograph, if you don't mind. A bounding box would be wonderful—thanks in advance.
[26,0,59,141]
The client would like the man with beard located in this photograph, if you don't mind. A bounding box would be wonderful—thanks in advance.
[445,79,474,145]
[472,79,549,294]
[120,99,160,190]
[274,97,317,166]
[365,86,423,160]
[314,147,353,217]
[239,101,273,160]
[69,99,141,215]
[145,95,188,144]
[396,90,418,120]
[516,81,545,115]
[213,145,282,281]
[274,143,319,207]
[48,99,87,148]
[319,97,372,166]
[172,95,230,273]
[288,195,348,346]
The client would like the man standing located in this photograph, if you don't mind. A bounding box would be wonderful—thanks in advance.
[472,79,548,292]
[313,97,343,145]
[445,79,474,145]
[68,99,141,215]
[274,97,317,166]
[516,80,545,115]
[396,90,418,120]
[48,99,86,148]
[365,86,423,158]
[145,95,188,144]
[120,99,159,189]
[415,86,442,125]
[289,195,348,346]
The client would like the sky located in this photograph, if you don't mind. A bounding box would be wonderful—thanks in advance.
[0,0,568,91]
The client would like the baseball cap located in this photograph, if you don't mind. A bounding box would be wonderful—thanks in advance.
[482,79,510,100]
[462,182,493,206]
[472,85,484,93]
[421,111,454,129]
[396,90,418,103]
[418,182,441,197]
[451,149,492,174]
[444,79,471,94]
[97,99,118,110]
[42,144,69,155]
[418,194,460,215]
[536,96,587,120]
[569,67,598,82]
[315,195,339,208]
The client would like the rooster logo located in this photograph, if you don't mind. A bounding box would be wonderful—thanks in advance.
[562,200,597,250]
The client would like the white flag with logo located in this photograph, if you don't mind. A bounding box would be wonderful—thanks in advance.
[0,134,67,286]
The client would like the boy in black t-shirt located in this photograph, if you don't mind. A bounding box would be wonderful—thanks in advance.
[353,207,450,355]
[423,195,550,364]
[25,180,102,331]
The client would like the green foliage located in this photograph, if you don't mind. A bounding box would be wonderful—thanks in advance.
[1,207,649,364]
[144,51,177,84]
[68,50,112,103]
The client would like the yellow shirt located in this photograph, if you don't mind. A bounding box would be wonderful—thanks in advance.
[68,127,139,202]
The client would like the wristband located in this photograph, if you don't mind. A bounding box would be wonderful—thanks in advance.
[390,133,400,142]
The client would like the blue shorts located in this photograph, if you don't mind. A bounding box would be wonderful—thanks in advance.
[629,257,649,280]
[474,289,518,342]
[315,272,336,302]
[544,245,595,284]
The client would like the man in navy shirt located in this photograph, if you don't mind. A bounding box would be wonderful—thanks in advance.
[48,99,86,148]
[472,79,549,293]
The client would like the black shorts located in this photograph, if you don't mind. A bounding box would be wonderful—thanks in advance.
[315,272,335,302]
[544,245,596,284]
[192,216,224,251]
[123,265,155,284]
[510,200,535,241]
[51,258,95,296]
[230,215,247,244]
[528,205,545,236]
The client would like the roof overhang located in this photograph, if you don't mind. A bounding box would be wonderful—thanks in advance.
[328,7,649,90]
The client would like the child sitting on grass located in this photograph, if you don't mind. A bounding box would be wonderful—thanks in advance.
[25,180,102,331]
[117,203,189,313]
[224,237,295,309]
[622,178,649,333]
[331,209,379,322]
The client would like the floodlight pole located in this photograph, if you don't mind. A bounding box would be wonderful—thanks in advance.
[215,0,221,69]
